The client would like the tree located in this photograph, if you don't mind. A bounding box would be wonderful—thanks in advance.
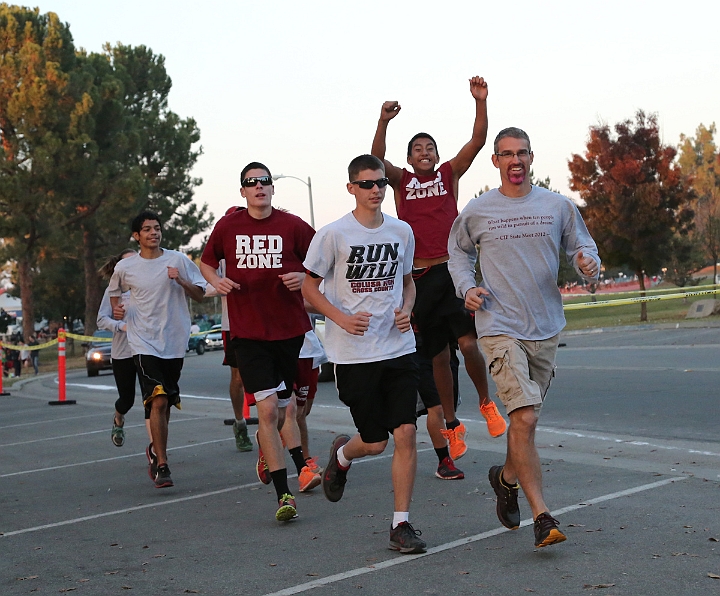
[0,5,79,339]
[678,123,720,284]
[568,111,695,321]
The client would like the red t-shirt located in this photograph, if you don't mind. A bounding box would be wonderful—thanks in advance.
[201,208,314,341]
[397,161,458,259]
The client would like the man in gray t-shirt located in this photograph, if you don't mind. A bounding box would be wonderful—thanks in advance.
[448,127,600,549]
[109,211,206,489]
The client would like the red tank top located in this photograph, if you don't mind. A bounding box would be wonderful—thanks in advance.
[396,161,457,259]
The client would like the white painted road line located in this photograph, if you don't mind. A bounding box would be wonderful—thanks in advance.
[261,477,688,596]
[0,449,431,534]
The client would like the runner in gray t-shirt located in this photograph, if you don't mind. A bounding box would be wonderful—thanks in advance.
[109,211,206,488]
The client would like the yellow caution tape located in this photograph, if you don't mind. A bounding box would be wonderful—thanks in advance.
[564,288,720,310]
[65,332,112,342]
[1,338,59,351]
[564,284,720,300]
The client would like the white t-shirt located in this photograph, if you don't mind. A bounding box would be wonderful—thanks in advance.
[303,212,416,364]
[108,249,207,359]
[299,329,328,369]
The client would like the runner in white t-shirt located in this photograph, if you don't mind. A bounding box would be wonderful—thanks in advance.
[302,154,426,554]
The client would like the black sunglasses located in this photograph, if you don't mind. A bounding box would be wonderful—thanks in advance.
[241,176,273,187]
[350,177,389,190]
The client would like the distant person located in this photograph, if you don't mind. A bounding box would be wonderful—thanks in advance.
[371,76,506,464]
[302,154,425,554]
[200,162,315,522]
[97,249,152,448]
[27,335,39,375]
[448,127,600,548]
[109,211,206,488]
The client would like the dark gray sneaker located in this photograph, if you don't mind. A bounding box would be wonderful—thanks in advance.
[321,434,350,502]
[154,463,174,488]
[233,422,253,452]
[488,465,520,529]
[389,522,426,554]
[534,512,566,547]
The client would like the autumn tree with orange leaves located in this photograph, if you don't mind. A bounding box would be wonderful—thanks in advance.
[568,111,695,321]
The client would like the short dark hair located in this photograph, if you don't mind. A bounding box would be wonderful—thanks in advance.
[348,155,385,181]
[240,161,272,182]
[493,127,531,153]
[131,211,162,234]
[407,132,438,157]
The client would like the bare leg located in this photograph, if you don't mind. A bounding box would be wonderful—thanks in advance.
[229,366,245,420]
[391,424,418,511]
[145,419,152,442]
[296,401,310,459]
[431,345,457,423]
[426,405,446,449]
[255,394,285,471]
[280,396,302,450]
[502,406,547,519]
[457,333,490,407]
[149,396,170,466]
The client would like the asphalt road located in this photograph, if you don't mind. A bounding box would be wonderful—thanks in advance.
[1,325,719,595]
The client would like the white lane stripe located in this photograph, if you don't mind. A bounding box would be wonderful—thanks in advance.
[0,448,428,535]
[0,416,205,449]
[557,365,720,372]
[0,437,234,478]
[63,381,233,402]
[0,412,108,430]
[262,476,687,596]
[559,344,720,351]
[536,426,720,457]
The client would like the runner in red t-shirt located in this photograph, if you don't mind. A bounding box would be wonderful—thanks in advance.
[371,77,507,472]
[200,162,315,523]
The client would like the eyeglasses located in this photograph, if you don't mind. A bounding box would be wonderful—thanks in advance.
[241,176,273,187]
[494,149,532,159]
[350,178,390,189]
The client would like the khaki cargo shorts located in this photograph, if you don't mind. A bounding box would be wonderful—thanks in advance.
[478,334,559,415]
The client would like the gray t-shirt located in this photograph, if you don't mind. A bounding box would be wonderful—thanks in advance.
[97,287,132,360]
[108,249,206,358]
[448,186,600,341]
[304,212,416,364]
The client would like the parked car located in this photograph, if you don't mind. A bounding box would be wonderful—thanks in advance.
[188,332,207,355]
[86,330,113,377]
[205,324,223,350]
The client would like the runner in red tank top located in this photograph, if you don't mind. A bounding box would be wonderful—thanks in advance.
[371,77,507,480]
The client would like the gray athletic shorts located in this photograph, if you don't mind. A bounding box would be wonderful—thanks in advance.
[479,334,559,415]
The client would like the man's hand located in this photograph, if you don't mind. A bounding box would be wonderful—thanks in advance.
[469,76,488,101]
[112,303,126,321]
[167,266,181,281]
[340,312,372,336]
[215,277,241,295]
[577,251,598,277]
[394,308,411,333]
[464,286,490,311]
[279,271,305,292]
[379,101,401,122]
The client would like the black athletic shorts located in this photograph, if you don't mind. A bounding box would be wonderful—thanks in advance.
[222,331,238,368]
[335,354,418,444]
[230,335,304,400]
[412,262,476,358]
[133,354,183,414]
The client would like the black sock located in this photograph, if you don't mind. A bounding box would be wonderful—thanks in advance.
[270,468,290,499]
[446,418,460,430]
[435,446,450,463]
[289,447,306,475]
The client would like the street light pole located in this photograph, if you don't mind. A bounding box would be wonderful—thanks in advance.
[273,174,315,228]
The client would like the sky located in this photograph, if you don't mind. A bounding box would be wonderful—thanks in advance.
[32,0,720,245]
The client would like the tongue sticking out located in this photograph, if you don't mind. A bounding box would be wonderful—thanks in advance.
[508,167,525,185]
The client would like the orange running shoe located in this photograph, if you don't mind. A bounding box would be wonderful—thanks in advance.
[298,464,321,492]
[480,401,507,437]
[441,422,468,460]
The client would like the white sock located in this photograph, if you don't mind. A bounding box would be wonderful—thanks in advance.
[392,512,409,529]
[336,445,352,468]
[235,418,246,429]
